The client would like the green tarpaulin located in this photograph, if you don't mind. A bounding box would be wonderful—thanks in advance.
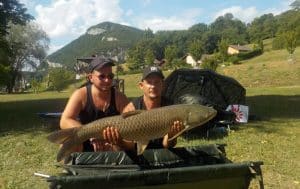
[47,144,264,189]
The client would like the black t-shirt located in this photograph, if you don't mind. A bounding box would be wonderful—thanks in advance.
[131,96,172,149]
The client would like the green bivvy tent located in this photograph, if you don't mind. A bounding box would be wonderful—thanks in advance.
[47,144,264,189]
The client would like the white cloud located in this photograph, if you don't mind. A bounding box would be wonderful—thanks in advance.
[136,8,202,32]
[263,0,293,16]
[214,6,258,23]
[214,3,292,24]
[35,0,123,38]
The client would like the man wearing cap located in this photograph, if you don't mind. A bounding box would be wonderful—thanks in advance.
[60,57,135,153]
[123,65,183,148]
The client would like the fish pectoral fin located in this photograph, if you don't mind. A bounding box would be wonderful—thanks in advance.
[121,110,145,118]
[136,141,149,155]
[168,125,190,141]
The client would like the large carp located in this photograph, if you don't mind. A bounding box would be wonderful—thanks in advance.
[48,104,217,162]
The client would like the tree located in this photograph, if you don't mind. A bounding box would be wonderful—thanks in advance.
[0,37,11,87]
[30,78,42,93]
[188,40,204,61]
[126,45,145,71]
[188,23,208,49]
[210,13,248,44]
[189,23,208,34]
[0,0,33,35]
[290,0,300,10]
[272,34,285,50]
[218,38,229,62]
[202,32,220,54]
[0,0,33,88]
[257,39,264,52]
[276,10,300,34]
[143,28,154,39]
[272,10,300,50]
[284,30,298,55]
[48,68,74,92]
[5,22,49,93]
[248,14,277,42]
[144,49,155,66]
[200,56,219,71]
[164,45,179,68]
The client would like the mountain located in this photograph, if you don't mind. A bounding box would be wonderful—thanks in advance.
[47,22,144,68]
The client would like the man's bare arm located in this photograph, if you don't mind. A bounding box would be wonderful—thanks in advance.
[60,89,84,129]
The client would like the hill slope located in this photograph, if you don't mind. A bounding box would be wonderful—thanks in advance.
[47,22,144,67]
[218,47,300,88]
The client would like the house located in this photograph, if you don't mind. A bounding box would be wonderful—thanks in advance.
[182,53,212,68]
[47,60,63,68]
[182,53,201,68]
[227,45,251,55]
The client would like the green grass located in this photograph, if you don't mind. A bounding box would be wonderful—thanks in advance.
[218,47,300,88]
[0,47,300,188]
[0,87,299,189]
[178,86,300,189]
[262,38,273,52]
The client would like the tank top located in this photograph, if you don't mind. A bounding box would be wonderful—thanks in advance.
[131,96,172,149]
[79,84,119,151]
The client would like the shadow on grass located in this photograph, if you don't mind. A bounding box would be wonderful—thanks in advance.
[1,94,299,135]
[0,98,68,134]
[246,94,300,119]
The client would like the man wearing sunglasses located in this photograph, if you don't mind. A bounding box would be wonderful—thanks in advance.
[123,65,183,149]
[60,57,135,154]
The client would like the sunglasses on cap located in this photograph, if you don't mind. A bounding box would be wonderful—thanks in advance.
[96,73,115,80]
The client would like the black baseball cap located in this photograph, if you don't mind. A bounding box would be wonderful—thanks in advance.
[88,57,115,72]
[142,66,164,80]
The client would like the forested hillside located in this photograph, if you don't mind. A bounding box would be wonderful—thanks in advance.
[126,9,300,70]
[47,22,144,68]
[48,8,300,71]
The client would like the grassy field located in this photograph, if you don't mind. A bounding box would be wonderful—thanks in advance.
[218,47,300,88]
[0,47,299,189]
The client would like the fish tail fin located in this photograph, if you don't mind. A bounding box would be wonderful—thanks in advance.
[47,128,78,144]
[47,128,80,162]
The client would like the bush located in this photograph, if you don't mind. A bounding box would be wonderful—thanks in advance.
[173,58,192,69]
[227,55,241,64]
[272,35,285,50]
[200,56,219,71]
[237,49,263,60]
[48,68,75,92]
[30,79,42,93]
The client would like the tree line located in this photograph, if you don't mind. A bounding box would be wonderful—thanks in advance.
[0,0,49,93]
[126,2,300,71]
[0,0,299,93]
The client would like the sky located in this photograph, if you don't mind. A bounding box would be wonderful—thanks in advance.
[19,0,294,55]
